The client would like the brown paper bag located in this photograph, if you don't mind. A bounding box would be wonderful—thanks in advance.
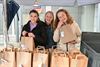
[33,46,48,67]
[60,24,77,43]
[21,37,35,51]
[0,48,15,67]
[16,49,32,67]
[50,49,69,67]
[69,50,88,67]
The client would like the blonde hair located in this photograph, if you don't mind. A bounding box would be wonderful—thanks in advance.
[45,11,55,30]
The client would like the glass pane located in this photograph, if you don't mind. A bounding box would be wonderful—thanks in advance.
[0,4,3,35]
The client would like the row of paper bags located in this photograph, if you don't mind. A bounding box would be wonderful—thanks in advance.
[0,46,88,67]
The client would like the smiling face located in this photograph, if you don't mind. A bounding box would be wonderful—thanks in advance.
[55,9,73,29]
[45,11,54,25]
[29,12,38,23]
[57,11,68,23]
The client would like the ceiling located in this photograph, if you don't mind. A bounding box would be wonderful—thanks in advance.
[0,0,100,6]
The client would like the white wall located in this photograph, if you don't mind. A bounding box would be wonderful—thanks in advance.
[94,4,100,32]
[81,5,95,32]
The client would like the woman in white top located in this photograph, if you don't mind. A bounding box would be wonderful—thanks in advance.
[53,9,81,51]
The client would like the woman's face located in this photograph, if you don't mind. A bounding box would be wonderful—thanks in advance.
[29,13,38,23]
[45,13,53,25]
[57,11,67,23]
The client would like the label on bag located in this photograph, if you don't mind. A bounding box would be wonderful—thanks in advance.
[60,31,64,37]
[38,62,42,67]
[19,64,23,67]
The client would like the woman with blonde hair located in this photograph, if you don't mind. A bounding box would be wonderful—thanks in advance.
[44,11,56,48]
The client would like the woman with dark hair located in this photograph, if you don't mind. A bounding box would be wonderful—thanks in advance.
[21,9,46,47]
[44,11,56,48]
[53,9,81,51]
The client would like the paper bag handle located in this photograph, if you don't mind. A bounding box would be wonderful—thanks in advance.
[3,47,13,52]
[36,46,45,53]
[70,52,82,59]
[53,49,67,57]
[75,54,87,60]
[51,45,57,50]
[16,47,30,52]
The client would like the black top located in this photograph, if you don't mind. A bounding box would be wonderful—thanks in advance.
[81,32,100,53]
[44,22,56,49]
[21,20,46,48]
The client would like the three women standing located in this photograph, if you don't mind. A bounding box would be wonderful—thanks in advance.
[21,9,81,50]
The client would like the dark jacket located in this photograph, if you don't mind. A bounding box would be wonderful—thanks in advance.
[21,20,46,48]
[44,23,56,48]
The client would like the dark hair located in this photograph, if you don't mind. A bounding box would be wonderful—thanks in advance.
[54,9,73,29]
[29,9,40,22]
[29,9,39,16]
